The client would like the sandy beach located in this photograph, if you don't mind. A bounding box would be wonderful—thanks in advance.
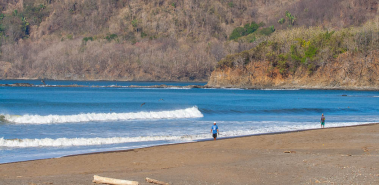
[1,124,378,185]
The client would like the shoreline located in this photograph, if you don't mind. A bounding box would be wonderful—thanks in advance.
[1,122,378,184]
[2,122,377,165]
[2,82,379,91]
[0,78,209,83]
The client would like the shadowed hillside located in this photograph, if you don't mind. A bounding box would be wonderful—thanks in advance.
[0,0,377,81]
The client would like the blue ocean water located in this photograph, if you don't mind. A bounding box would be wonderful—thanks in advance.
[1,80,379,164]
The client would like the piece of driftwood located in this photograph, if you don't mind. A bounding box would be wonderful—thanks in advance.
[93,175,139,185]
[145,177,169,185]
[284,151,296,153]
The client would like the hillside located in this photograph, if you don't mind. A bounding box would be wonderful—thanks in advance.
[207,20,379,89]
[0,0,378,81]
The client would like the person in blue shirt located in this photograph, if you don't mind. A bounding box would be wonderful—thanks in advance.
[211,122,219,140]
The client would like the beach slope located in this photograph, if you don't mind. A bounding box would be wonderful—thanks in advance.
[1,124,378,185]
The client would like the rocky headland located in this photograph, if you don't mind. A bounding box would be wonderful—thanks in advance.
[207,50,379,90]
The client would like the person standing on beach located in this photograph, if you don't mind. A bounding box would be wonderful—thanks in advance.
[321,113,325,128]
[211,122,219,140]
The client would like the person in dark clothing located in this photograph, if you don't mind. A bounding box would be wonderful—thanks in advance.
[321,113,325,128]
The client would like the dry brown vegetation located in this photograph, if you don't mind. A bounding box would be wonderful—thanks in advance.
[209,18,379,89]
[0,0,377,81]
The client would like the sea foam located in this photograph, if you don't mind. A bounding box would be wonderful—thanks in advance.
[0,135,197,148]
[3,106,203,124]
[0,121,370,148]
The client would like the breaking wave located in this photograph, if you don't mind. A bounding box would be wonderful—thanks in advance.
[2,106,203,124]
[0,135,200,148]
[0,121,371,148]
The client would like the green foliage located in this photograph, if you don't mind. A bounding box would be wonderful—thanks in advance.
[307,63,316,75]
[259,26,275,36]
[82,37,93,44]
[229,21,260,40]
[0,3,50,42]
[258,22,265,27]
[171,2,176,7]
[13,10,18,17]
[285,11,296,25]
[21,17,30,37]
[290,45,302,63]
[105,33,118,42]
[289,39,318,64]
[277,54,289,75]
[228,2,234,8]
[83,37,93,42]
[0,24,5,33]
[67,34,73,40]
[322,31,335,40]
[278,18,285,24]
[216,24,378,79]
[217,57,232,69]
[304,45,318,62]
[229,27,245,40]
[244,22,260,34]
[216,50,251,69]
[23,3,50,25]
[141,31,147,38]
[131,19,138,27]
[0,15,5,37]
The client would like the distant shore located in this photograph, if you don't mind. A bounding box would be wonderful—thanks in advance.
[0,78,208,83]
[1,123,378,184]
[2,81,379,91]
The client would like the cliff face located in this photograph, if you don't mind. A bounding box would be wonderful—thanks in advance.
[207,50,379,89]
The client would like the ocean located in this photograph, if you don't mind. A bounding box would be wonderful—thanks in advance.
[1,80,379,164]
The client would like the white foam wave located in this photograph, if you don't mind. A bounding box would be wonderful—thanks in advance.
[261,89,300,91]
[0,135,198,148]
[4,107,203,124]
[219,122,372,137]
[221,88,245,90]
[0,122,372,148]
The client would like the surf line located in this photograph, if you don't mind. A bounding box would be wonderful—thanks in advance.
[1,107,203,124]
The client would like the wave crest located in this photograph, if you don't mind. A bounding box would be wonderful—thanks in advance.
[3,106,203,124]
[0,136,198,148]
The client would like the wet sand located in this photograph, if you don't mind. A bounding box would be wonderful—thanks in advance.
[1,124,378,185]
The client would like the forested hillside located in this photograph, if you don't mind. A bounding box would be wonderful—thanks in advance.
[0,0,377,81]
[208,20,379,89]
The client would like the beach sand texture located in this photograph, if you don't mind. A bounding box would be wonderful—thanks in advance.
[1,124,378,185]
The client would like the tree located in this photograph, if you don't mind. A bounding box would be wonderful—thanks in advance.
[278,18,285,29]
[285,11,296,26]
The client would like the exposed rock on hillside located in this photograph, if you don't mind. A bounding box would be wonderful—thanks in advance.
[207,50,379,90]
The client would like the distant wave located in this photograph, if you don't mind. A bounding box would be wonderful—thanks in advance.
[200,107,358,114]
[0,135,200,148]
[261,89,300,91]
[2,106,203,124]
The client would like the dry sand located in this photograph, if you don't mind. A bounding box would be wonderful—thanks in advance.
[1,124,378,185]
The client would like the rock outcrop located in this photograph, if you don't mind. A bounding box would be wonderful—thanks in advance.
[207,50,379,90]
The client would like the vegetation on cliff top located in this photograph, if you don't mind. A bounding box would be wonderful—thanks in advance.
[216,19,379,77]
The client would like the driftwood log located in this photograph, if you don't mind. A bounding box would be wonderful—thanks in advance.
[93,175,139,185]
[145,177,169,185]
